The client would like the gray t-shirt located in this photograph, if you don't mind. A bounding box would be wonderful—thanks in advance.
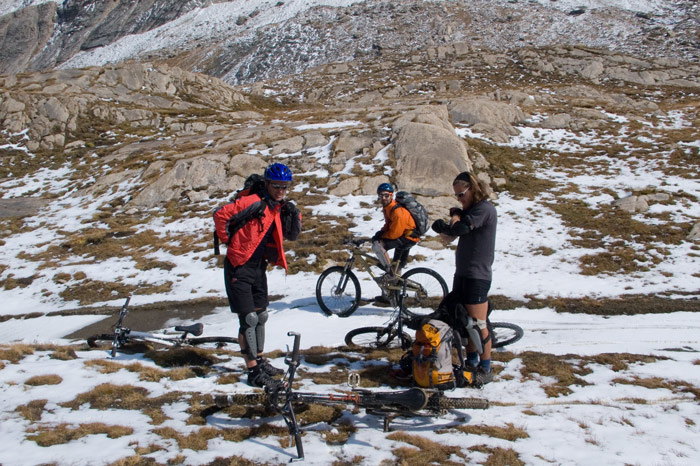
[449,200,497,280]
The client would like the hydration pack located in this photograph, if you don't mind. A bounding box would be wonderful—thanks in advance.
[394,191,429,237]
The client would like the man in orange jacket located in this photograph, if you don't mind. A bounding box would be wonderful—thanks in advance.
[371,183,419,300]
[213,163,301,388]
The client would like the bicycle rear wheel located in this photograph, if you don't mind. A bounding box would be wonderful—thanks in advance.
[400,267,448,318]
[490,322,524,348]
[316,266,361,317]
[428,395,489,410]
[345,326,411,349]
[187,336,238,348]
[87,334,116,348]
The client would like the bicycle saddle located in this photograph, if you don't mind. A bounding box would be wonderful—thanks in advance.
[174,323,204,336]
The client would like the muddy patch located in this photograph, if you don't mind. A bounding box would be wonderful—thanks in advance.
[0,198,49,218]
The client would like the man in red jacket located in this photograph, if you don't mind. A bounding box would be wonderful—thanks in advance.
[213,163,301,388]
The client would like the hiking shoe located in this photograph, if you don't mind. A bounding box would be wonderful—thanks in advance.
[376,272,399,287]
[472,367,493,387]
[248,365,283,389]
[257,357,284,376]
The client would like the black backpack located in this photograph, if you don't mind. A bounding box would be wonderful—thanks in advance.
[213,174,267,255]
[393,191,429,237]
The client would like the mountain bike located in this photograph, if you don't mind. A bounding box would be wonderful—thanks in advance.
[86,297,238,357]
[345,297,523,350]
[212,332,488,461]
[316,237,448,318]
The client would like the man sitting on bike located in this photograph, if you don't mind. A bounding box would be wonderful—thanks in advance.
[371,183,419,302]
[214,162,301,388]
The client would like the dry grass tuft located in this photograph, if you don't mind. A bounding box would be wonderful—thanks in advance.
[16,399,47,421]
[25,374,63,386]
[201,456,266,466]
[454,422,529,441]
[387,431,467,464]
[471,444,525,466]
[323,419,357,445]
[587,353,662,372]
[50,347,78,360]
[612,376,700,400]
[0,344,35,363]
[27,422,134,446]
[519,352,591,397]
[60,383,152,411]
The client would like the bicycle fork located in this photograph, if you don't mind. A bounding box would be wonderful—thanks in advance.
[333,261,355,294]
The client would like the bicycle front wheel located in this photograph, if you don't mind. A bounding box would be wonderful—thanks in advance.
[316,266,361,317]
[400,268,448,318]
[429,395,489,410]
[345,326,411,349]
[214,393,268,408]
[490,322,524,348]
[187,336,238,348]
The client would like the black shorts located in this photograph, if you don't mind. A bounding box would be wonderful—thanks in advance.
[223,258,269,322]
[451,276,491,305]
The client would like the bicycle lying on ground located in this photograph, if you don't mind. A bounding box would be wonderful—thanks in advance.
[212,332,488,461]
[345,294,524,351]
[316,237,448,317]
[86,297,238,357]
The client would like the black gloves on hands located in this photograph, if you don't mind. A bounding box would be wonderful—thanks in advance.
[280,200,301,241]
[432,219,449,234]
[280,200,298,216]
[371,232,382,242]
[449,207,463,217]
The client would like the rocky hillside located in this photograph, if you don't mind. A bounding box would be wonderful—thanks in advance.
[1,32,699,310]
[1,1,699,83]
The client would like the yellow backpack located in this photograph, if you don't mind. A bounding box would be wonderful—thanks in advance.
[412,320,456,389]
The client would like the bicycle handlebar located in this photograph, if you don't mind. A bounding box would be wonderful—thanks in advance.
[343,236,369,247]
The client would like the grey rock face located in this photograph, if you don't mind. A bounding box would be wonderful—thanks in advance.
[1,0,205,73]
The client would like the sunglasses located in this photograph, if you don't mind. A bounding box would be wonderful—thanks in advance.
[455,189,470,199]
[270,184,289,190]
[379,193,392,199]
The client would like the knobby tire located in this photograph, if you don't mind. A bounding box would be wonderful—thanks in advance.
[490,322,524,348]
[345,326,411,349]
[187,336,238,347]
[316,266,361,317]
[400,268,449,318]
[429,395,489,410]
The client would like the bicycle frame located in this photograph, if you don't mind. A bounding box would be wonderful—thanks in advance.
[108,296,204,357]
[338,239,418,296]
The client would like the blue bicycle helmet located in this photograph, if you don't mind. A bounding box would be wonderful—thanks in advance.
[377,182,394,194]
[264,163,293,182]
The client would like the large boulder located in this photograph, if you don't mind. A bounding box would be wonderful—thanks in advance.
[448,98,528,139]
[394,122,471,196]
[131,155,233,207]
